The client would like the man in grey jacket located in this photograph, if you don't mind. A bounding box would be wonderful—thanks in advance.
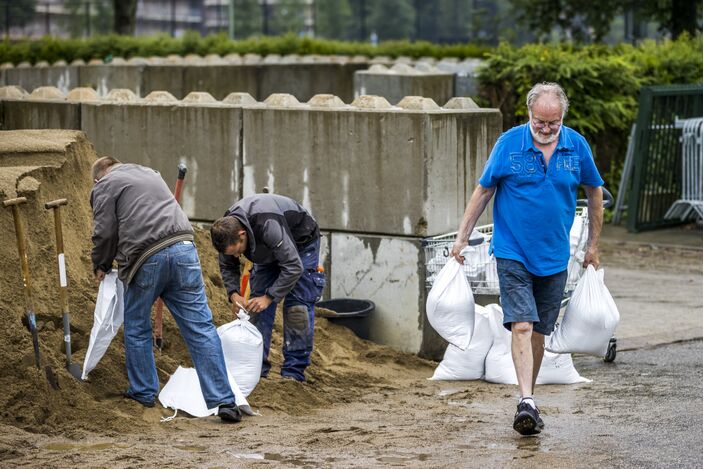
[211,194,325,382]
[91,156,241,422]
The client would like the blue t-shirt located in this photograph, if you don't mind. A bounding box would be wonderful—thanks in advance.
[478,124,604,276]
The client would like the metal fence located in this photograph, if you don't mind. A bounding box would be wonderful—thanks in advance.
[626,84,703,232]
[664,117,703,222]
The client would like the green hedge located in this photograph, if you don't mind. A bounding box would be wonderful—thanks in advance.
[476,35,703,198]
[0,32,489,65]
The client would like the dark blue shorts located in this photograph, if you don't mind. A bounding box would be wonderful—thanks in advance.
[496,258,567,336]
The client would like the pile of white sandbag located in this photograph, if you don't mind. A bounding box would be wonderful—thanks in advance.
[431,304,590,385]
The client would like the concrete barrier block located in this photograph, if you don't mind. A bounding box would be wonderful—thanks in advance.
[350,95,392,109]
[66,87,100,102]
[79,64,143,96]
[329,232,442,355]
[224,53,242,64]
[182,91,217,103]
[4,65,79,94]
[263,54,282,64]
[222,92,257,106]
[0,99,80,131]
[184,54,204,64]
[53,60,68,66]
[350,55,369,63]
[147,56,168,65]
[0,86,28,99]
[397,96,440,110]
[70,59,86,66]
[204,54,225,64]
[258,63,366,103]
[166,54,183,64]
[394,56,414,64]
[241,105,500,236]
[143,90,178,103]
[88,59,103,65]
[17,62,31,68]
[110,57,128,65]
[81,102,242,221]
[28,86,65,100]
[35,61,50,68]
[105,88,138,102]
[182,64,258,100]
[354,69,454,108]
[141,65,184,99]
[307,94,346,108]
[444,97,479,109]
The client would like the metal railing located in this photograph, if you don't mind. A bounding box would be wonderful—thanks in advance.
[664,117,703,222]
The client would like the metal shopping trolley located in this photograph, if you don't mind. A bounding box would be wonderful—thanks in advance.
[423,188,617,362]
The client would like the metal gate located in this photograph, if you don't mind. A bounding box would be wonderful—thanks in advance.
[627,85,703,232]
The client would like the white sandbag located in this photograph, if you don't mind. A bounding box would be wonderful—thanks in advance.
[425,248,475,350]
[537,350,591,385]
[82,270,124,380]
[158,366,255,418]
[483,304,518,385]
[483,304,590,385]
[547,266,620,357]
[430,305,493,381]
[217,310,263,397]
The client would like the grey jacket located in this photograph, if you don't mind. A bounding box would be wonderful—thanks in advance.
[219,194,319,303]
[91,164,194,284]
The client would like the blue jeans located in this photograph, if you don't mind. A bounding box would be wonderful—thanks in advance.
[496,258,567,336]
[123,241,235,408]
[249,239,325,381]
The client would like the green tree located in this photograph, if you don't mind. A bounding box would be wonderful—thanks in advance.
[62,1,114,38]
[0,0,36,31]
[113,0,136,35]
[368,0,414,41]
[270,0,306,36]
[315,0,354,40]
[233,0,262,38]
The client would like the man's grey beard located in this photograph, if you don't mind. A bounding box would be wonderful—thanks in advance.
[530,124,560,145]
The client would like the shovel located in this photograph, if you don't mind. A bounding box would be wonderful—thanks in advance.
[154,163,188,351]
[45,198,83,380]
[3,197,59,389]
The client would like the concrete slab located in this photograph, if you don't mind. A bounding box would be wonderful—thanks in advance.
[0,99,81,130]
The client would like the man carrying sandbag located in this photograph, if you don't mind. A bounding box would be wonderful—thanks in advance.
[210,194,325,383]
[90,157,242,422]
[451,82,604,435]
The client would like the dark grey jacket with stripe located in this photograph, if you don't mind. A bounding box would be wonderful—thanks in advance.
[218,194,319,303]
[90,164,193,284]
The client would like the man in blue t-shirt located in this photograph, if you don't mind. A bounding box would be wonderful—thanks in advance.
[451,82,604,436]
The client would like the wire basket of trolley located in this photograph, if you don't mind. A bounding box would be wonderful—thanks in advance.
[422,187,617,362]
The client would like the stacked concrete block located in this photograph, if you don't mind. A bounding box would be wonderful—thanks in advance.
[436,58,485,98]
[80,96,243,222]
[181,64,259,100]
[354,64,454,107]
[3,62,79,94]
[79,63,144,96]
[0,86,81,130]
[0,85,501,358]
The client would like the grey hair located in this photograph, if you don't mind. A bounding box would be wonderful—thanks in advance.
[526,82,569,117]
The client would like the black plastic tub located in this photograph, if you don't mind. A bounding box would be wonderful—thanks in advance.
[315,298,375,340]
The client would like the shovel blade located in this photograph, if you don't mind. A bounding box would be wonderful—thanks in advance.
[66,362,83,381]
[45,366,59,390]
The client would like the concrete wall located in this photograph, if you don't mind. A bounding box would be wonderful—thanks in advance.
[0,85,500,358]
[354,65,455,106]
[4,65,79,94]
[81,100,242,222]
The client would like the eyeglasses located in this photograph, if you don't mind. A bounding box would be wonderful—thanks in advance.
[531,117,562,130]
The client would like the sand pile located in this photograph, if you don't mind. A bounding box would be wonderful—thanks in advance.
[0,130,433,436]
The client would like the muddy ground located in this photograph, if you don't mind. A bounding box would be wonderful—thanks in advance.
[0,130,701,468]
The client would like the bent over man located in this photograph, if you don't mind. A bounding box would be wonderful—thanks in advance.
[91,157,241,422]
[451,82,604,435]
[211,194,325,382]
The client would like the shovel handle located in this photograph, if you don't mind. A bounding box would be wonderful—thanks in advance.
[3,196,27,207]
[45,198,68,209]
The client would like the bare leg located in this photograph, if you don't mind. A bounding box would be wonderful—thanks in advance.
[531,332,545,394]
[511,321,534,398]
